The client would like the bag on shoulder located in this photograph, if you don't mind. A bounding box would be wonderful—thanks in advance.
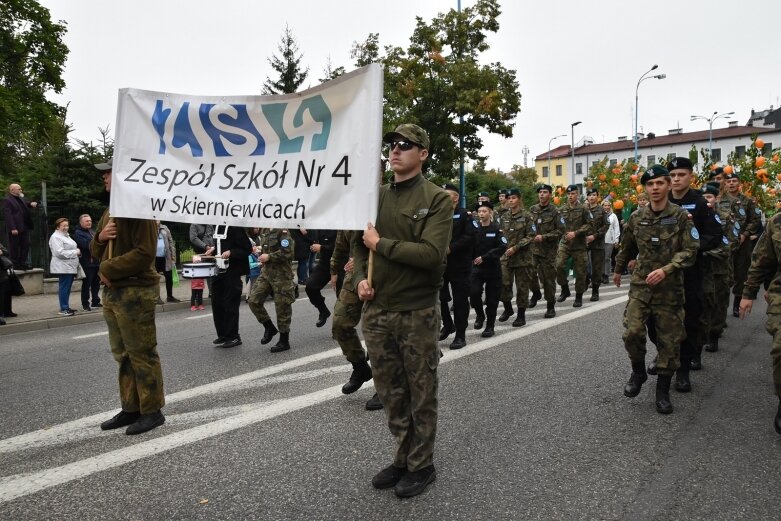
[0,255,12,270]
[8,270,25,297]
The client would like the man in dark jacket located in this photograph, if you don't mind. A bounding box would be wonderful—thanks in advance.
[74,214,102,311]
[439,183,476,349]
[3,183,38,269]
[211,226,252,348]
[290,228,315,284]
[305,229,338,327]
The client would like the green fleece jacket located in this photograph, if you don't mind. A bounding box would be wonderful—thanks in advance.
[90,209,159,288]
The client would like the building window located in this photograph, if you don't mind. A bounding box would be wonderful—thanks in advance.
[647,155,656,166]
[763,143,773,155]
[555,165,562,176]
[609,159,618,166]
[711,148,721,161]
[542,166,549,177]
[576,163,583,175]
[735,145,746,158]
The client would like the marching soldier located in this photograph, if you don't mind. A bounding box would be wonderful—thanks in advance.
[305,229,337,327]
[494,189,510,225]
[530,184,564,318]
[470,201,507,337]
[498,188,536,327]
[585,188,609,301]
[614,165,699,415]
[556,185,593,307]
[725,171,761,317]
[248,228,296,353]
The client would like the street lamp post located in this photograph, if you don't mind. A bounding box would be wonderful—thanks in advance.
[634,65,667,163]
[548,134,566,180]
[690,111,735,161]
[571,121,581,187]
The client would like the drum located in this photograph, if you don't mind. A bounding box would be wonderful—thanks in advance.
[181,262,218,279]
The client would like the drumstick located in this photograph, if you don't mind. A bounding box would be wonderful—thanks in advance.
[367,250,374,289]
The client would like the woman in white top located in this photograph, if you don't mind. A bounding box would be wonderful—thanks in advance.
[602,200,620,282]
[49,217,81,315]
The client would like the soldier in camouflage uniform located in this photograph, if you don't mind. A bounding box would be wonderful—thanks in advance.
[248,228,296,353]
[91,159,165,435]
[725,172,761,316]
[556,185,593,307]
[615,165,699,415]
[498,188,537,327]
[493,189,510,226]
[585,188,609,301]
[530,183,564,318]
[353,124,451,498]
[739,212,781,435]
[329,229,380,410]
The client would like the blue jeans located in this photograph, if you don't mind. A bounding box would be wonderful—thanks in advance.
[296,258,310,284]
[58,274,75,311]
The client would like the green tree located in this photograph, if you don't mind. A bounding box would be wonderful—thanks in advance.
[262,25,309,95]
[318,56,345,84]
[0,0,69,177]
[358,0,521,177]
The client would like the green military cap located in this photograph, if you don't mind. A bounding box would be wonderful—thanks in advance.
[536,183,553,193]
[442,183,458,192]
[586,187,599,195]
[497,189,508,197]
[566,184,579,193]
[640,164,670,184]
[703,182,720,196]
[382,123,430,149]
[724,172,739,180]
[477,200,494,210]
[709,166,724,179]
[94,157,113,171]
[477,191,490,198]
[506,188,521,197]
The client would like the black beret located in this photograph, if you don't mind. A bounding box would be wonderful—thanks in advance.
[566,184,579,193]
[586,187,599,195]
[506,188,521,197]
[703,182,720,196]
[442,183,458,192]
[536,184,553,193]
[640,164,670,184]
[667,157,693,171]
[709,167,724,179]
[477,201,494,210]
[724,172,739,180]
[497,190,508,197]
[477,191,490,198]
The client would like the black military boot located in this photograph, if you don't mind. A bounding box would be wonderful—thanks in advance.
[775,401,781,435]
[733,294,741,318]
[260,320,279,344]
[690,354,703,371]
[655,375,674,414]
[647,357,658,375]
[528,290,542,308]
[674,366,692,392]
[705,333,719,352]
[342,358,372,394]
[315,304,331,328]
[623,362,648,397]
[512,309,526,327]
[556,285,571,302]
[573,293,583,307]
[439,324,455,341]
[450,335,466,349]
[498,303,514,322]
[473,312,485,329]
[590,287,599,302]
[270,332,290,353]
[480,319,495,338]
[544,301,556,319]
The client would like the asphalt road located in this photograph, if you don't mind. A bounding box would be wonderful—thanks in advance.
[1,285,780,520]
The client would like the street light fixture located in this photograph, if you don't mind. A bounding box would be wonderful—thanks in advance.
[571,121,581,187]
[690,111,735,161]
[548,134,566,180]
[634,65,667,163]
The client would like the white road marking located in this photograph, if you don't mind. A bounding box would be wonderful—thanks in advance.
[72,331,108,340]
[185,313,213,320]
[0,293,628,503]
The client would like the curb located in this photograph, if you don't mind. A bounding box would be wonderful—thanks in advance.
[0,301,197,336]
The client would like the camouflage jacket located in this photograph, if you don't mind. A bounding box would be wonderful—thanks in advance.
[587,202,609,250]
[90,209,159,288]
[529,203,564,256]
[615,201,699,304]
[743,213,781,313]
[727,192,761,238]
[558,202,593,251]
[330,230,358,293]
[499,209,536,267]
[258,228,294,282]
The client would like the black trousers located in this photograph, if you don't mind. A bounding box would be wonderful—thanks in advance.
[648,270,703,366]
[470,270,501,323]
[8,230,31,268]
[439,269,470,335]
[81,265,101,307]
[0,281,6,318]
[155,257,174,299]
[212,273,243,340]
[305,263,331,310]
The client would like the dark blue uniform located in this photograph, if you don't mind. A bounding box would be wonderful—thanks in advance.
[440,208,477,341]
[470,222,507,331]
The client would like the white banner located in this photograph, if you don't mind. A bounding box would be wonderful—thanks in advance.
[111,64,383,229]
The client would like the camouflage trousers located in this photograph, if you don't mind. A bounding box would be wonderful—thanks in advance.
[533,252,558,304]
[731,239,753,296]
[332,288,365,364]
[248,275,295,333]
[764,314,781,400]
[102,285,164,414]
[702,256,730,339]
[556,245,588,294]
[587,246,604,289]
[500,264,532,309]
[361,304,439,472]
[622,295,684,376]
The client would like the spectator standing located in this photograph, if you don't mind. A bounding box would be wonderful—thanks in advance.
[0,241,9,325]
[49,217,80,316]
[154,221,179,304]
[74,214,102,311]
[3,183,38,269]
[190,277,205,311]
[189,223,215,298]
[602,200,620,283]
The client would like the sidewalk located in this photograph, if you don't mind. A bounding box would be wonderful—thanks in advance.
[1,277,211,336]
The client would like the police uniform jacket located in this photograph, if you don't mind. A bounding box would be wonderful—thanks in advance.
[473,222,506,276]
[446,207,477,273]
[558,203,593,251]
[614,202,699,304]
[669,188,723,254]
[353,173,452,312]
[499,209,536,267]
[529,203,564,256]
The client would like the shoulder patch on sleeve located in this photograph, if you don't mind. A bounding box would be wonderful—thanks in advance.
[280,239,290,248]
[691,227,700,240]
[560,217,565,224]
[739,208,746,216]
[715,214,722,224]
[755,207,762,215]
[472,220,479,228]
[501,236,508,244]
[531,223,537,233]
[722,236,729,245]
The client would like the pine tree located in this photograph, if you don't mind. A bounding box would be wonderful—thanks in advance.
[262,25,309,95]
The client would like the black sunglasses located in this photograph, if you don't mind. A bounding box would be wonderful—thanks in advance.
[387,140,417,152]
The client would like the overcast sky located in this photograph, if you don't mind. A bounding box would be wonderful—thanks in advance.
[41,0,781,172]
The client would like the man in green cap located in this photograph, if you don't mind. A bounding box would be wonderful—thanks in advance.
[498,188,536,327]
[614,165,698,415]
[585,188,608,301]
[353,123,451,498]
[725,172,761,316]
[529,184,563,318]
[556,185,593,307]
